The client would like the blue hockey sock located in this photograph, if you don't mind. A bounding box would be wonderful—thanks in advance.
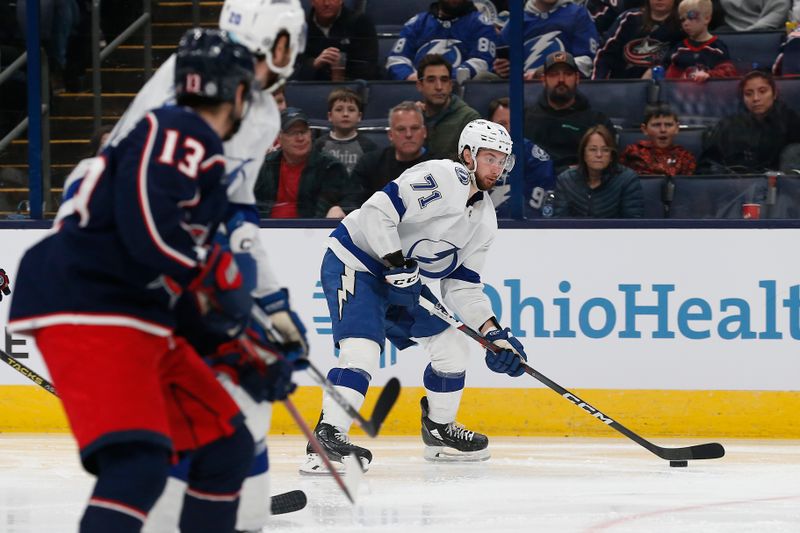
[80,443,171,533]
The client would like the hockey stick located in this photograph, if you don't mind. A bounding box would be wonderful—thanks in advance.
[282,396,357,504]
[0,347,57,395]
[250,306,401,438]
[417,296,725,463]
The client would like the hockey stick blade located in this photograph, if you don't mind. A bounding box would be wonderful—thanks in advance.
[417,296,725,463]
[270,489,307,515]
[367,376,400,436]
[1,348,58,396]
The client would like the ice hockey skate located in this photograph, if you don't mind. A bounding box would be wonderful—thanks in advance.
[299,420,373,474]
[421,396,490,462]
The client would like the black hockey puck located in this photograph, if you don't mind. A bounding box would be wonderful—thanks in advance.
[669,460,688,467]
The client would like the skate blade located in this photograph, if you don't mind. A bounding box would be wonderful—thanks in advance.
[423,446,491,462]
[298,453,370,475]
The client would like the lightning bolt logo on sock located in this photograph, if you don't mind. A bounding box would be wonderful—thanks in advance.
[337,266,356,320]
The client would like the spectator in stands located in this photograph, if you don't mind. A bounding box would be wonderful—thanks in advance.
[523,51,615,175]
[772,26,800,76]
[386,0,498,81]
[313,88,378,173]
[273,85,288,112]
[255,108,357,218]
[700,71,800,174]
[656,0,737,82]
[352,101,437,202]
[17,0,80,93]
[415,54,482,160]
[587,0,645,36]
[592,0,683,80]
[488,97,556,218]
[554,125,644,218]
[717,0,791,31]
[294,0,380,81]
[493,0,600,79]
[621,103,696,175]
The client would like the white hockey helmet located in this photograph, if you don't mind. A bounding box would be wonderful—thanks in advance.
[219,0,307,80]
[458,119,515,177]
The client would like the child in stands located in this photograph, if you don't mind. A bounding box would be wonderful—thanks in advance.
[660,0,737,81]
[621,103,696,175]
[313,87,377,173]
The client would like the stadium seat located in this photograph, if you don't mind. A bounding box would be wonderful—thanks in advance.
[284,81,366,123]
[461,80,509,117]
[524,80,653,128]
[617,126,707,159]
[715,31,784,73]
[364,0,430,34]
[771,175,800,219]
[639,176,667,218]
[658,79,740,127]
[776,77,800,115]
[378,35,398,72]
[357,127,392,152]
[667,175,768,219]
[362,81,422,126]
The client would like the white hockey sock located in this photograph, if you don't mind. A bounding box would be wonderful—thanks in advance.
[425,388,464,425]
[321,385,366,433]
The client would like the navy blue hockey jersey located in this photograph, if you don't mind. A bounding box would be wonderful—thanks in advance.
[8,106,228,336]
[386,4,498,80]
[489,139,556,218]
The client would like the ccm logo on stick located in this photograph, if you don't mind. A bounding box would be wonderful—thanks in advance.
[563,393,614,425]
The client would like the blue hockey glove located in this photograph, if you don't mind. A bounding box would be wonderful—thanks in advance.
[484,328,528,377]
[256,288,309,361]
[189,242,252,339]
[384,258,421,307]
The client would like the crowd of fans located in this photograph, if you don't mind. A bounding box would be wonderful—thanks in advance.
[3,0,800,219]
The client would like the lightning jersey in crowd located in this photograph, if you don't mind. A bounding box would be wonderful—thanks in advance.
[328,159,495,331]
[106,54,282,296]
[663,36,737,79]
[592,8,683,79]
[8,106,227,335]
[490,138,555,219]
[499,0,599,78]
[386,3,498,81]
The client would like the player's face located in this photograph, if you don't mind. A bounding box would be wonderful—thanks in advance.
[742,76,776,118]
[584,133,612,174]
[417,65,452,108]
[474,148,509,191]
[490,105,511,132]
[388,110,426,160]
[544,64,578,105]
[642,115,679,149]
[328,100,361,134]
[280,123,312,159]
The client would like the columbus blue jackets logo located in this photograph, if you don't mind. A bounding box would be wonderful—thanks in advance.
[624,37,669,67]
[408,239,461,279]
[416,39,464,69]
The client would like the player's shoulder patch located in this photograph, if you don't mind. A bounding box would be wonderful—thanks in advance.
[455,164,471,186]
[531,144,550,162]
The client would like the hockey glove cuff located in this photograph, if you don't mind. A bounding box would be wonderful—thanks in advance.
[256,288,309,361]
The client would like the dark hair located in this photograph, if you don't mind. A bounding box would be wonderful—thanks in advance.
[416,53,453,79]
[578,124,618,176]
[642,103,678,125]
[327,87,364,112]
[488,97,509,119]
[738,70,777,100]
[641,0,680,34]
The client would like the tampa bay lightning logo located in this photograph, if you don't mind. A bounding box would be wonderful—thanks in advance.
[408,239,461,279]
[416,39,464,69]
[225,157,254,190]
[524,31,565,71]
[455,166,470,185]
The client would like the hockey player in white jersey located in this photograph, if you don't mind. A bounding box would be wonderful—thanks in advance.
[106,1,309,531]
[303,119,530,473]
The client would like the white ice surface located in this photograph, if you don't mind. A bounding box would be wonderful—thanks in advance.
[1,435,798,532]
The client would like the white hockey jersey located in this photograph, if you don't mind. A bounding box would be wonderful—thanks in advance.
[106,54,282,295]
[329,158,496,331]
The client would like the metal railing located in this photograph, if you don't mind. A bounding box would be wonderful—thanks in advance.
[90,0,153,131]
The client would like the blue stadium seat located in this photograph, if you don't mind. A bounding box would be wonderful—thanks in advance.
[617,126,707,159]
[524,80,653,127]
[284,81,366,123]
[668,175,768,219]
[365,0,430,34]
[771,175,800,218]
[715,31,784,73]
[658,79,740,127]
[461,81,509,117]
[361,81,423,126]
[357,127,392,152]
[378,35,398,71]
[776,77,800,114]
[640,176,667,218]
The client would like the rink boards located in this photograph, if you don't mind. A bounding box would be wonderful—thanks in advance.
[2,226,800,437]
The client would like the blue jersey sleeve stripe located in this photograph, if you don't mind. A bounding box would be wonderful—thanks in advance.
[446,264,481,284]
[381,182,406,220]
